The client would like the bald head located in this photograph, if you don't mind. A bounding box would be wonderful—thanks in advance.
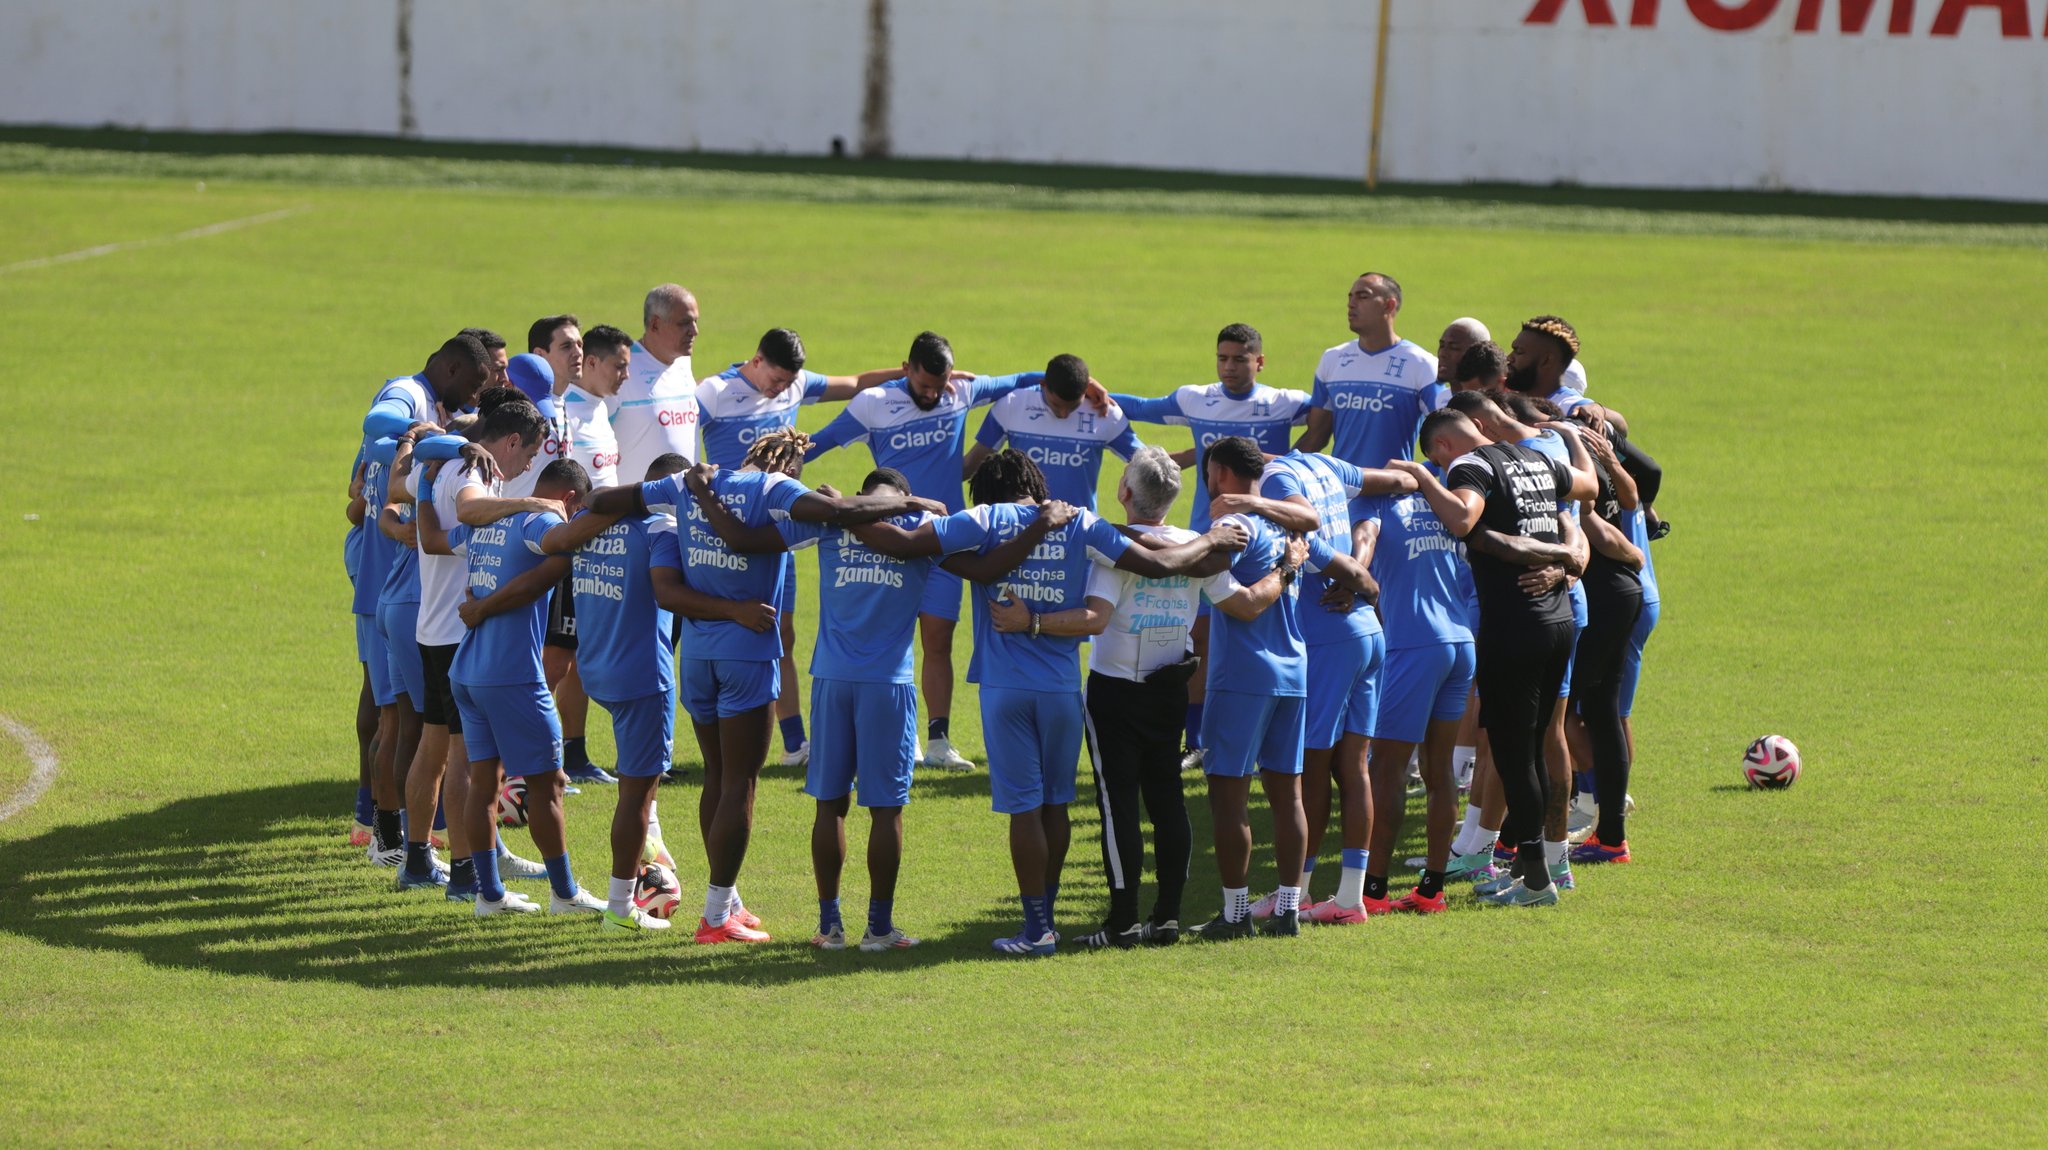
[1437,317,1491,383]
[639,283,700,365]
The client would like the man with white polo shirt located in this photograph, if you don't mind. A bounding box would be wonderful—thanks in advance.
[1294,272,1442,469]
[963,353,1140,511]
[611,284,701,482]
[696,327,906,769]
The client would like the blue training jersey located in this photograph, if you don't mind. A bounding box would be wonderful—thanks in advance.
[572,513,678,702]
[1309,339,1443,469]
[780,512,937,684]
[1113,383,1311,530]
[804,373,1043,513]
[643,468,809,662]
[1259,450,1379,645]
[351,437,401,616]
[934,503,1133,693]
[971,391,1141,511]
[1621,507,1660,606]
[1202,513,1335,697]
[1362,482,1474,650]
[372,437,422,608]
[448,510,563,687]
[695,364,831,468]
[1522,429,1588,623]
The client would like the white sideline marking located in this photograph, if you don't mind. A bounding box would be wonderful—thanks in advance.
[0,206,307,276]
[0,715,58,823]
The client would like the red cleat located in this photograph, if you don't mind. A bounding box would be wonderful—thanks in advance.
[1389,890,1448,914]
[727,903,763,930]
[694,917,772,944]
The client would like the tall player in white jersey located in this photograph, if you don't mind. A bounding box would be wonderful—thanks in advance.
[1294,272,1442,469]
[611,284,701,482]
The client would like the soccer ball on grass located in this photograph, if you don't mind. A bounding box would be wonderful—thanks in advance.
[1742,735,1801,790]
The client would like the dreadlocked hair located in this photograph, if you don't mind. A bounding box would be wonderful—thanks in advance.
[968,448,1050,507]
[1522,314,1580,363]
[742,426,811,476]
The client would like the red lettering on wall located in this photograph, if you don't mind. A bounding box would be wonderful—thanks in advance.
[1688,0,1783,28]
[1928,0,2029,34]
[1524,0,1620,24]
[1793,0,1917,30]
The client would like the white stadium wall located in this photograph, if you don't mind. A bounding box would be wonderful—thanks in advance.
[2,0,2043,201]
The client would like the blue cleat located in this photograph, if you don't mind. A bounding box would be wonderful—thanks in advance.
[565,764,618,785]
[1478,879,1560,908]
[444,880,477,903]
[394,865,449,892]
[991,930,1056,958]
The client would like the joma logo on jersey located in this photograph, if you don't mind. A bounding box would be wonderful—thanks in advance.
[1027,444,1092,468]
[887,425,949,451]
[1330,391,1397,413]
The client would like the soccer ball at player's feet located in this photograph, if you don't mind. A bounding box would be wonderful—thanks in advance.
[633,862,682,920]
[496,778,529,828]
[1743,735,1801,790]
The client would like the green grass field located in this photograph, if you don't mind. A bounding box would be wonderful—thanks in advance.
[1,131,2043,1147]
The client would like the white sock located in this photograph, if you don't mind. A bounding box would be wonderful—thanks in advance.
[1543,840,1567,867]
[607,876,635,918]
[1275,885,1301,915]
[704,883,733,926]
[1223,886,1249,923]
[647,801,662,837]
[1454,745,1476,769]
[727,885,745,912]
[1335,864,1367,909]
[1452,807,1488,856]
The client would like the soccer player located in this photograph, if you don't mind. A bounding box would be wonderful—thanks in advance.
[1562,428,1647,865]
[427,456,621,917]
[962,353,1140,511]
[350,333,491,839]
[1108,323,1312,770]
[1436,318,1491,390]
[1294,272,1442,468]
[697,327,911,770]
[362,431,430,869]
[1194,437,1379,939]
[805,331,1103,772]
[530,314,583,409]
[462,327,510,387]
[1070,447,1298,948]
[1453,340,1509,393]
[611,284,701,483]
[584,428,940,943]
[1390,411,1595,907]
[562,324,627,488]
[1251,448,1413,925]
[1359,458,1482,912]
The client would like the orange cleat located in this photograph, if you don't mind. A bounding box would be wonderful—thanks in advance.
[1301,898,1370,925]
[727,903,763,930]
[694,917,772,944]
[1389,890,1448,914]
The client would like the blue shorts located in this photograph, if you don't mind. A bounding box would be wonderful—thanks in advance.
[451,679,563,779]
[777,552,798,617]
[1304,634,1384,750]
[1562,590,1588,697]
[592,690,675,778]
[1201,690,1306,778]
[356,613,398,706]
[980,687,1084,814]
[1374,641,1477,743]
[679,657,779,723]
[806,678,918,808]
[1619,598,1659,718]
[377,600,426,712]
[918,566,963,623]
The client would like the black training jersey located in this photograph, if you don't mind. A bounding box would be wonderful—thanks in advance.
[1582,458,1643,605]
[1447,442,1575,627]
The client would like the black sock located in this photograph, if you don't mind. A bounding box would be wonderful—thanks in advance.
[1363,873,1389,901]
[1417,869,1445,899]
[564,736,589,770]
[373,808,401,851]
[1108,892,1139,932]
[449,856,475,888]
[928,716,949,741]
[1519,840,1550,889]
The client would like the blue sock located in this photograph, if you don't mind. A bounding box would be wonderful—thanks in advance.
[779,715,806,753]
[819,897,842,935]
[431,800,446,832]
[1575,770,1595,796]
[1302,856,1318,878]
[354,786,374,824]
[564,736,589,771]
[403,841,434,876]
[867,898,894,938]
[474,846,505,902]
[1184,703,1204,748]
[1342,847,1370,870]
[543,854,578,900]
[399,808,409,841]
[1021,894,1049,940]
[1045,882,1060,928]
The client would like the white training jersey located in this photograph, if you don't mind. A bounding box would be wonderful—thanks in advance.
[1563,359,1590,394]
[609,343,698,483]
[413,464,497,647]
[1084,524,1234,682]
[560,384,620,487]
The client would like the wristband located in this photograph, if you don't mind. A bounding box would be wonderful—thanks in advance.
[1029,612,1042,638]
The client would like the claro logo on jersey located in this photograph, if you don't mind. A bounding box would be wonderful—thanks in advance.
[1329,390,1398,413]
[657,407,697,427]
[1522,0,2047,38]
[1026,444,1093,469]
[888,425,950,452]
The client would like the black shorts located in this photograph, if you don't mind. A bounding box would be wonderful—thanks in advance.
[419,642,462,733]
[545,575,577,650]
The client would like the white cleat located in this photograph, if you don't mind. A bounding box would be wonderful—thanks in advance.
[1248,890,1279,921]
[474,893,541,917]
[498,847,547,880]
[922,737,974,771]
[780,742,810,768]
[548,889,607,915]
[859,927,920,952]
[604,907,672,932]
[366,842,405,868]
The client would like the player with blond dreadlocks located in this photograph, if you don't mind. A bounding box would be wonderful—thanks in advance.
[583,425,942,943]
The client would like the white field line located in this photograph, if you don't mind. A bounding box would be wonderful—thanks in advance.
[0,206,307,276]
[0,716,58,823]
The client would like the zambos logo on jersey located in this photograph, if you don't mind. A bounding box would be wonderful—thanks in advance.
[573,572,626,601]
[688,546,748,571]
[887,425,949,452]
[834,565,904,589]
[1330,391,1397,413]
[1026,444,1092,469]
[1404,534,1459,562]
